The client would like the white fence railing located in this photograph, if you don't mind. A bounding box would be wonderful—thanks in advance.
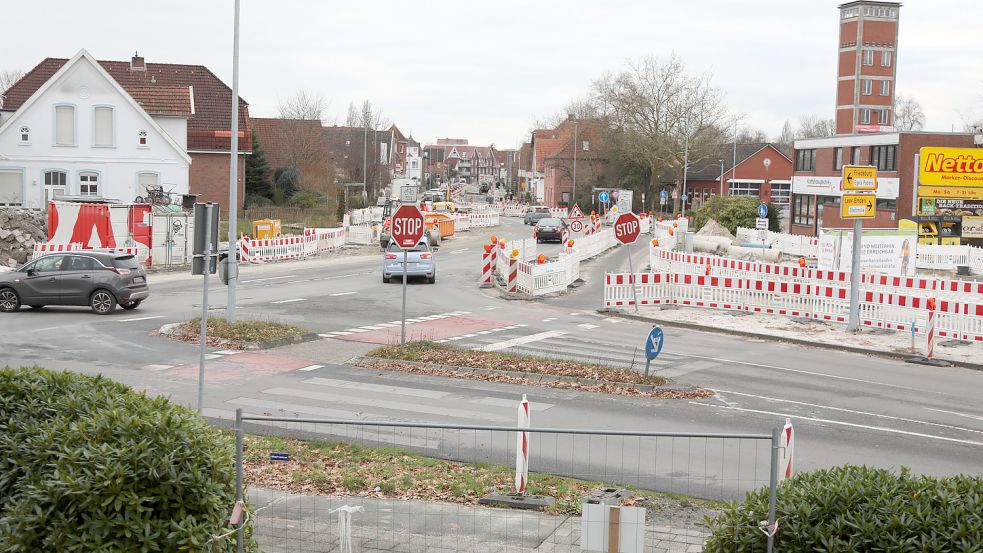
[736,227,819,258]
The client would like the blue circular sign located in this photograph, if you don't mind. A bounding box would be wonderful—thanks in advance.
[758,203,768,218]
[598,191,610,203]
[681,194,689,202]
[660,190,668,198]
[645,326,664,360]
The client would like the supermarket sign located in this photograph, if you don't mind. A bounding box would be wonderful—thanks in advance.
[919,147,983,187]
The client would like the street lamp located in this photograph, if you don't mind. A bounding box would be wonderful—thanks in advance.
[718,159,724,197]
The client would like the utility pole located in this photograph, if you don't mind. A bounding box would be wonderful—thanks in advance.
[225,0,241,323]
[718,160,724,197]
[682,125,689,215]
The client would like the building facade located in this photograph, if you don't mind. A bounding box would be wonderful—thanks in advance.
[682,143,793,217]
[0,50,190,208]
[836,1,901,134]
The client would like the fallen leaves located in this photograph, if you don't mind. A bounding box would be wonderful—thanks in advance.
[161,317,309,349]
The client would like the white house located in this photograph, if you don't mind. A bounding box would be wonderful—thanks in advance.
[0,49,191,208]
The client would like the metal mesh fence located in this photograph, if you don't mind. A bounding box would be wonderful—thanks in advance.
[233,414,778,553]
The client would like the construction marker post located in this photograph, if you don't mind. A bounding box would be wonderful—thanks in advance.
[515,394,530,495]
[927,297,937,359]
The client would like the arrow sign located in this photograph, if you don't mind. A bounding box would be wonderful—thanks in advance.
[645,326,664,360]
[841,193,876,218]
[842,165,878,191]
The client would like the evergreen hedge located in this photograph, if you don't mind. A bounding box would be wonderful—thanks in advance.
[704,465,983,552]
[0,367,255,552]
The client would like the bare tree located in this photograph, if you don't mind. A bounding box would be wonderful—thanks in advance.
[795,115,836,139]
[774,120,795,155]
[893,94,925,131]
[276,91,333,196]
[593,54,731,212]
[0,70,25,109]
[278,90,328,122]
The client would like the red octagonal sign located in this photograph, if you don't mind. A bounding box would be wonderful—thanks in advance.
[614,212,641,245]
[392,204,425,249]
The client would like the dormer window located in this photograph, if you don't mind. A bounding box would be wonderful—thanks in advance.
[138,130,148,147]
[19,127,29,143]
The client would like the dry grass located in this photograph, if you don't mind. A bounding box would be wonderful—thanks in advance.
[165,317,309,349]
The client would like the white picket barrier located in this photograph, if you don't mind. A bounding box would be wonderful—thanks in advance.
[469,212,500,228]
[346,224,379,245]
[916,244,973,270]
[305,227,347,253]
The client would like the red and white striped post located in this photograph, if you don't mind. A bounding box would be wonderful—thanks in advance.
[480,250,493,287]
[507,255,518,294]
[515,394,530,495]
[926,297,937,359]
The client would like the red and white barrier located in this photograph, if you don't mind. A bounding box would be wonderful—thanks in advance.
[507,256,518,294]
[481,250,494,287]
[515,394,530,495]
[778,418,794,483]
[927,298,937,359]
[32,242,84,259]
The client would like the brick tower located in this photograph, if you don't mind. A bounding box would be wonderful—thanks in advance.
[835,2,901,135]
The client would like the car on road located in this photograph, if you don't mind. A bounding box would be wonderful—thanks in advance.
[382,240,436,283]
[534,218,568,243]
[0,252,149,314]
[524,206,551,225]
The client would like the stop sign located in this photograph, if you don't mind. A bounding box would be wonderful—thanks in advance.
[391,205,425,249]
[614,212,641,245]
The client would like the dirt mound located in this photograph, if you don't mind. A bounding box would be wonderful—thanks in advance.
[695,218,736,243]
[0,208,47,267]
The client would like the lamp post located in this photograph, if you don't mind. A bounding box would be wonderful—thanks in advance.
[572,119,578,206]
[226,0,241,323]
[718,159,724,197]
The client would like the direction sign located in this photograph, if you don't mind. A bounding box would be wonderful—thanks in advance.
[598,191,610,203]
[570,220,584,233]
[568,203,586,220]
[614,212,641,245]
[755,217,768,230]
[842,165,878,191]
[391,204,425,248]
[841,193,876,218]
[758,203,768,218]
[644,326,664,360]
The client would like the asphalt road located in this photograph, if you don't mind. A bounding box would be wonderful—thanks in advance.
[2,215,981,494]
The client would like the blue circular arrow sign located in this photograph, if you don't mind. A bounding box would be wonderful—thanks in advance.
[598,191,610,203]
[645,326,664,360]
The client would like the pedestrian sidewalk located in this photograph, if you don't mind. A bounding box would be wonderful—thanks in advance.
[247,489,708,553]
[609,305,982,369]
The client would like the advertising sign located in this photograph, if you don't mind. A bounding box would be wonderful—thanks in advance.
[917,185,983,201]
[818,229,917,276]
[963,216,983,239]
[919,147,983,187]
[793,176,899,199]
[919,198,983,217]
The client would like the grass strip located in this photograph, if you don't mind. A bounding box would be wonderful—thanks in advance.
[243,433,721,517]
[369,341,669,387]
[167,317,309,349]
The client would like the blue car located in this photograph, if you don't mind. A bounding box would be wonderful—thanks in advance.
[382,240,436,284]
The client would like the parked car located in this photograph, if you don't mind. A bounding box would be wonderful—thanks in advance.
[535,218,568,243]
[524,206,552,225]
[382,240,436,284]
[0,252,149,314]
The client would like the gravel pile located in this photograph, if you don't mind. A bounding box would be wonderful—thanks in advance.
[0,208,47,267]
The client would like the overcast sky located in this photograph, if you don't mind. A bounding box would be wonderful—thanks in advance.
[5,1,981,148]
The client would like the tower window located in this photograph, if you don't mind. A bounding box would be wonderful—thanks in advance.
[880,80,890,96]
[862,79,872,95]
[882,51,892,67]
[863,50,874,66]
[860,109,871,124]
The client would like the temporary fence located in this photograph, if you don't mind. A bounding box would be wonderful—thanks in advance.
[230,411,785,553]
[735,228,819,258]
[344,207,384,226]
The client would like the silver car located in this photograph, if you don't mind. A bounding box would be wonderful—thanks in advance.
[0,252,150,314]
[382,240,436,284]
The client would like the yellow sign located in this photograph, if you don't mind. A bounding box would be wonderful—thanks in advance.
[841,193,876,219]
[918,185,983,200]
[842,165,878,191]
[964,216,983,239]
[919,147,983,187]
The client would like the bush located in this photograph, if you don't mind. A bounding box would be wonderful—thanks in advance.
[287,190,330,208]
[244,193,274,208]
[693,196,780,235]
[703,465,983,552]
[0,367,256,552]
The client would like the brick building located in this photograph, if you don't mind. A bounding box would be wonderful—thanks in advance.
[423,139,497,186]
[530,116,606,207]
[683,143,792,215]
[1,52,251,211]
[836,1,901,134]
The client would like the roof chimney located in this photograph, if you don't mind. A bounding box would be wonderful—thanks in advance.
[130,52,146,71]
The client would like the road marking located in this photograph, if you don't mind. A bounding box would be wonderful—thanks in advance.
[604,318,621,323]
[212,350,242,355]
[447,336,463,341]
[297,364,324,372]
[142,364,173,371]
[318,333,335,338]
[118,315,165,322]
[578,323,600,330]
[462,333,477,338]
[689,402,983,447]
[345,328,370,333]
[670,352,927,393]
[272,298,305,304]
[240,274,298,284]
[449,248,469,255]
[476,330,492,335]
[205,354,222,360]
[469,397,555,410]
[713,389,983,436]
[330,291,357,297]
[542,318,558,322]
[569,312,581,316]
[261,387,511,422]
[483,306,502,310]
[926,407,983,422]
[479,331,568,352]
[359,325,386,330]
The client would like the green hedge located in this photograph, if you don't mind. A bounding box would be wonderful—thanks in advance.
[704,465,983,552]
[0,367,255,552]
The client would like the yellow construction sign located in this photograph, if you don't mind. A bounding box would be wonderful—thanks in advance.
[842,165,878,191]
[841,193,876,219]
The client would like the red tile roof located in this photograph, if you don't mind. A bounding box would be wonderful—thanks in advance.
[2,57,250,152]
[126,86,192,117]
[252,117,330,170]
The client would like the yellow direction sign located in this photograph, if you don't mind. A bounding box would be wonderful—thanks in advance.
[842,165,878,191]
[841,193,876,218]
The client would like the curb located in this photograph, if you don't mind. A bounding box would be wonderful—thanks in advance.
[245,332,322,350]
[350,355,696,393]
[599,310,983,372]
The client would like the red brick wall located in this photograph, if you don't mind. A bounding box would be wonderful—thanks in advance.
[862,21,897,44]
[189,153,246,212]
[838,50,856,77]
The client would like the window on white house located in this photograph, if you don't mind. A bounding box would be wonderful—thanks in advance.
[19,127,30,143]
[138,172,159,197]
[863,50,874,66]
[55,105,76,145]
[79,172,99,196]
[882,51,892,67]
[862,79,872,95]
[44,170,67,203]
[880,80,890,96]
[94,107,114,146]
[0,170,23,205]
[860,109,871,124]
[138,130,148,146]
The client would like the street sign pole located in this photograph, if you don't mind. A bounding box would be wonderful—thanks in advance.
[847,218,862,332]
[198,205,212,414]
[391,204,425,347]
[401,249,408,347]
[625,243,638,313]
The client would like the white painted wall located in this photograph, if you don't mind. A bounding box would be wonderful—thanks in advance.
[0,55,189,208]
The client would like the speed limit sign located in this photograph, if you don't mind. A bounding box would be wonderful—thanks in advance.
[570,220,584,233]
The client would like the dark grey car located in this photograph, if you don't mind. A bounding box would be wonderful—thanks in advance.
[0,252,150,315]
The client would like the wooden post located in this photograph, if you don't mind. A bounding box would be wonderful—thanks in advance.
[607,505,621,553]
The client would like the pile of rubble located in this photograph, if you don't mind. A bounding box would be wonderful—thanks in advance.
[0,208,46,267]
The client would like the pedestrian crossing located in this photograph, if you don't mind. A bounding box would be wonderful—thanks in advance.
[318,311,473,338]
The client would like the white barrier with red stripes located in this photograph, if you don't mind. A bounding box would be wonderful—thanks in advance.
[468,212,500,228]
[32,242,84,259]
